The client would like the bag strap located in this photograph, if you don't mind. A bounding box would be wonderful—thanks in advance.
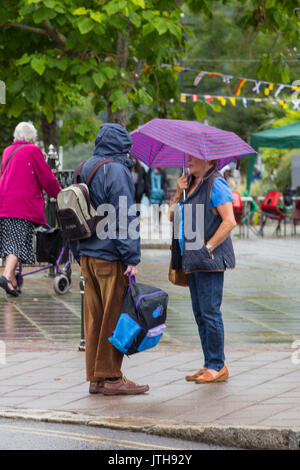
[1,144,27,176]
[73,158,115,186]
[73,161,85,184]
[86,158,114,186]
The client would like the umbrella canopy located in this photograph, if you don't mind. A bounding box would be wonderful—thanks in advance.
[130,118,255,169]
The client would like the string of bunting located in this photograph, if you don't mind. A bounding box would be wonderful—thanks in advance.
[179,92,300,110]
[159,65,300,98]
[192,70,300,97]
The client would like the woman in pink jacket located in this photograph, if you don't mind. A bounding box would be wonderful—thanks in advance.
[0,122,61,296]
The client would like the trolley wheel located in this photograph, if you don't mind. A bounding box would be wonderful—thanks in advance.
[54,274,70,295]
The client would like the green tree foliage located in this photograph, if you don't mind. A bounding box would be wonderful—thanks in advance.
[181,0,300,123]
[0,0,299,153]
[179,1,299,179]
[0,0,194,147]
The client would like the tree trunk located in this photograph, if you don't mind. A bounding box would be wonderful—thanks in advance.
[41,113,58,151]
[107,106,129,128]
[107,29,130,128]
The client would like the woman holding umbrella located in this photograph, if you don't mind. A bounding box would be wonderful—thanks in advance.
[169,155,237,384]
[130,118,255,383]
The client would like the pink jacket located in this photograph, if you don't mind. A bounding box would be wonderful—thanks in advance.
[0,141,61,225]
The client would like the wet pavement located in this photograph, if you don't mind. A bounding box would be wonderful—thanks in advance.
[0,225,300,449]
[1,230,300,349]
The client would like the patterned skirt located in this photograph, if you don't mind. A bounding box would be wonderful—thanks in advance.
[0,217,35,265]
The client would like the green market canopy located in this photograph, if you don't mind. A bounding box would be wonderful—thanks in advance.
[247,121,300,190]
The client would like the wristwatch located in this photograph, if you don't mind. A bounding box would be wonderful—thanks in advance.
[205,244,214,258]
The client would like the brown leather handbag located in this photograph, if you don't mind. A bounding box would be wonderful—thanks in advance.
[168,262,189,287]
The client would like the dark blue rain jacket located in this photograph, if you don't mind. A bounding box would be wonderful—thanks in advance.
[71,123,140,266]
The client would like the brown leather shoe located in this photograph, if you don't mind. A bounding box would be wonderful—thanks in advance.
[194,365,229,384]
[185,368,208,382]
[89,380,104,394]
[102,376,149,395]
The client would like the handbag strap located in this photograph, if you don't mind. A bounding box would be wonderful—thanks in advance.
[1,144,27,176]
[128,274,136,284]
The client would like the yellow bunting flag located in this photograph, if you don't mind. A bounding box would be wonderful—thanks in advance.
[180,93,186,103]
[279,100,288,109]
[217,96,226,106]
[173,66,184,72]
[264,83,274,95]
[229,97,236,106]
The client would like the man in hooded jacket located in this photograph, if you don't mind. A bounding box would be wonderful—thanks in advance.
[73,123,149,396]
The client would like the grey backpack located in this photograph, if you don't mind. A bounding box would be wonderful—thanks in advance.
[56,159,114,240]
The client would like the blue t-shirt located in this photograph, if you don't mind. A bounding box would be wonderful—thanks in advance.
[178,177,233,255]
[209,177,234,208]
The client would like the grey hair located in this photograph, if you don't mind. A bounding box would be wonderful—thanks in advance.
[13,122,37,143]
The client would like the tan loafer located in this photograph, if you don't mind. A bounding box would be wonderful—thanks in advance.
[185,368,208,382]
[194,365,229,384]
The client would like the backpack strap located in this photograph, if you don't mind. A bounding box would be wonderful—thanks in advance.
[73,161,85,184]
[86,158,114,186]
[73,158,115,186]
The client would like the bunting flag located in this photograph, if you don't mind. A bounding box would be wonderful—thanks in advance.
[252,81,262,94]
[264,83,274,95]
[291,86,300,95]
[173,66,184,72]
[193,72,205,86]
[217,96,227,106]
[235,79,247,96]
[242,98,249,108]
[223,75,233,84]
[177,92,289,110]
[279,100,288,109]
[274,84,286,97]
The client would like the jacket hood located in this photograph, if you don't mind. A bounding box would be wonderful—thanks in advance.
[93,123,133,168]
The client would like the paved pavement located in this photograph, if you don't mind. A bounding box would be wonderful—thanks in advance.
[0,220,300,450]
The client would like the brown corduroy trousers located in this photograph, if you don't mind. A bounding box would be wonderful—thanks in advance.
[80,256,128,382]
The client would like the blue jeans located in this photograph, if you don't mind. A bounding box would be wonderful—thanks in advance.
[188,271,225,371]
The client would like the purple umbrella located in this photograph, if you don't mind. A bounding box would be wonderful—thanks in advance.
[130,118,255,170]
